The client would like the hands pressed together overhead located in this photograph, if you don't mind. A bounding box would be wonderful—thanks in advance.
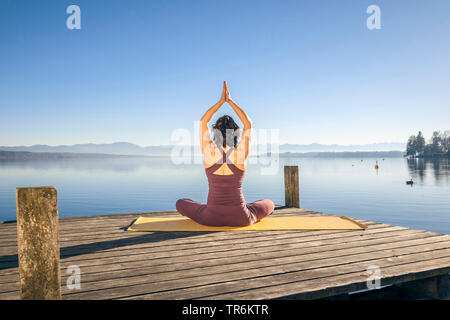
[200,80,252,156]
[220,81,232,103]
[217,81,252,131]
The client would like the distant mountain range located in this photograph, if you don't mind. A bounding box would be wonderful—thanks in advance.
[0,142,405,156]
[277,151,404,158]
[272,142,405,153]
[0,142,172,156]
[0,150,140,161]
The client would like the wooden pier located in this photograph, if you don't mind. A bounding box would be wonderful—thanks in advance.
[1,207,450,300]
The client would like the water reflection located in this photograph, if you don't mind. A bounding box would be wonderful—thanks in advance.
[406,158,450,184]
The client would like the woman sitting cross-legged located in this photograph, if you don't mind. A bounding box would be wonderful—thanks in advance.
[176,81,274,226]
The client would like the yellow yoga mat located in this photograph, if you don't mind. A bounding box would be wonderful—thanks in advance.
[127,216,367,231]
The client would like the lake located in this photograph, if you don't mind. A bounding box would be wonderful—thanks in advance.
[0,156,449,235]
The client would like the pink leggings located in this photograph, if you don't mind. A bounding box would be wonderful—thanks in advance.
[176,198,275,227]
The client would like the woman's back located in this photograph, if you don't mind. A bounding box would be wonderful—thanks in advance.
[205,146,246,207]
[177,144,274,226]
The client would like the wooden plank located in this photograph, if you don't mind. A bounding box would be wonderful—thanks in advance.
[0,227,429,288]
[2,219,376,249]
[55,230,424,271]
[204,257,450,300]
[0,224,396,274]
[61,235,450,299]
[0,220,380,256]
[0,212,347,241]
[0,225,407,280]
[9,205,312,222]
[122,249,450,300]
[0,225,392,285]
[58,226,410,266]
[45,232,441,292]
[0,291,18,300]
[0,227,409,290]
[0,206,311,226]
[0,221,383,262]
[2,208,450,300]
[2,222,373,249]
[56,230,437,283]
[0,224,391,287]
[0,209,339,237]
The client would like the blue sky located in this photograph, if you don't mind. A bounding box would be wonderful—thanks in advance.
[1,0,449,146]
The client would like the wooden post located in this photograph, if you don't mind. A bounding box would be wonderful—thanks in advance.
[16,186,61,300]
[284,165,300,208]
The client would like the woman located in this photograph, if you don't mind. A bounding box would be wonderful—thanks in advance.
[176,81,275,226]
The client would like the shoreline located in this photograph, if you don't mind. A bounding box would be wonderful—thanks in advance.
[0,150,406,161]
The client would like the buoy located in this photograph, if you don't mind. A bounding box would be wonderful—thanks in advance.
[406,179,414,185]
[375,160,379,169]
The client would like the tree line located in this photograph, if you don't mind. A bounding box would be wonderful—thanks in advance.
[406,131,450,158]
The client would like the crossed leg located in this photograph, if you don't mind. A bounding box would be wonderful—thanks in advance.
[176,198,207,224]
[246,199,275,221]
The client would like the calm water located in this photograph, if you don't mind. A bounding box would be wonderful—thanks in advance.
[0,157,449,234]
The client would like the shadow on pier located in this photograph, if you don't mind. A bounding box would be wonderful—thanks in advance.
[0,226,213,271]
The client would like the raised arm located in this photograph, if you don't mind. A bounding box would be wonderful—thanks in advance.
[227,99,252,130]
[224,83,252,160]
[200,82,226,152]
[225,82,252,130]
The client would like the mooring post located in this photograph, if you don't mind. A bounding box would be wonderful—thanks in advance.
[16,186,61,300]
[284,165,300,208]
